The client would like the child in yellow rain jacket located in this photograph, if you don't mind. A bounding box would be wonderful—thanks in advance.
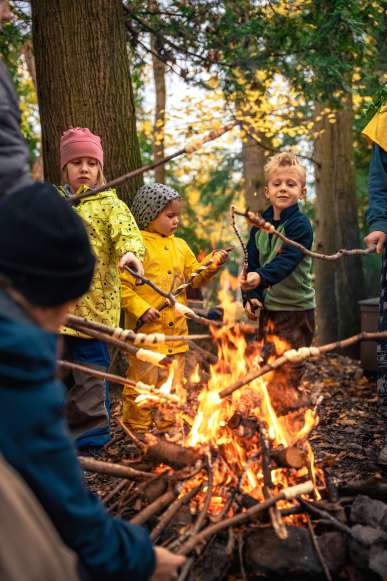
[58,128,145,449]
[121,183,228,432]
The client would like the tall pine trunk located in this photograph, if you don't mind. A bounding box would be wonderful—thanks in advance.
[30,0,142,205]
[314,98,365,342]
[151,36,166,184]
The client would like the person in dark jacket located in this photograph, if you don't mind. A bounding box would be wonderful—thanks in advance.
[0,0,32,195]
[0,182,184,580]
[239,152,316,411]
[363,96,387,465]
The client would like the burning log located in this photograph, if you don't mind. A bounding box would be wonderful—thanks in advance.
[176,480,314,556]
[145,435,201,470]
[78,456,153,481]
[271,446,307,469]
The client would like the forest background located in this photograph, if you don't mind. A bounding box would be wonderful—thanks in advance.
[1,0,386,344]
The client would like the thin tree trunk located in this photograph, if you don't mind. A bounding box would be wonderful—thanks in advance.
[241,133,266,212]
[314,99,366,343]
[150,27,166,183]
[30,0,142,205]
[314,105,339,343]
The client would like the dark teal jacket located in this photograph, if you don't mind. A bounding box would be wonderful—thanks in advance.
[366,144,387,232]
[0,291,155,580]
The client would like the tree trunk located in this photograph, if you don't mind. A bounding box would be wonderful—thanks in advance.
[241,134,266,212]
[314,98,366,343]
[151,30,166,183]
[30,0,142,205]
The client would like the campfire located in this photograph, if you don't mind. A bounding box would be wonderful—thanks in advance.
[78,272,387,579]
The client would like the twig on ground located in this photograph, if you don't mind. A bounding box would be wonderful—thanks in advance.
[103,479,128,506]
[299,499,352,536]
[150,484,202,541]
[130,488,178,526]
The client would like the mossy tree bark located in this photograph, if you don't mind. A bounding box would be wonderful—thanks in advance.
[30,0,142,205]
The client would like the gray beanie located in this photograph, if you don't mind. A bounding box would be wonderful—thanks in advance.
[131,183,180,230]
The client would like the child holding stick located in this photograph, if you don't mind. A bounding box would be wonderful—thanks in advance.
[120,183,227,432]
[240,152,315,407]
[58,127,145,449]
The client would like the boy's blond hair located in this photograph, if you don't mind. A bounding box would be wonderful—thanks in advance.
[264,152,306,185]
[61,162,106,188]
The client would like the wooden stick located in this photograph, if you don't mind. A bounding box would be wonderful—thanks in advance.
[130,488,178,526]
[58,360,179,403]
[306,515,333,581]
[259,422,288,540]
[299,499,352,536]
[220,331,387,399]
[125,266,176,304]
[176,481,314,556]
[78,456,153,481]
[69,122,238,204]
[234,207,375,261]
[135,247,233,331]
[103,479,128,506]
[66,321,171,366]
[67,314,210,343]
[150,484,202,541]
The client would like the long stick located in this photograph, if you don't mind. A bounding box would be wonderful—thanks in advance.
[65,322,171,367]
[234,208,375,260]
[78,456,154,481]
[220,331,387,399]
[66,314,210,343]
[176,481,313,556]
[130,489,178,526]
[150,484,202,542]
[58,360,179,404]
[69,122,238,204]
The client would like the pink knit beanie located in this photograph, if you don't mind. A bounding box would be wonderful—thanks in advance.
[60,128,104,170]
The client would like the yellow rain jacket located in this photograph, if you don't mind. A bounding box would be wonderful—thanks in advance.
[121,231,220,355]
[362,108,387,151]
[58,186,145,335]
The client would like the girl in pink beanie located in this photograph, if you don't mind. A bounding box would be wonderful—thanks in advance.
[57,127,145,450]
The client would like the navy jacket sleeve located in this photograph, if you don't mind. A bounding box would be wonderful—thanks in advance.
[366,143,387,233]
[256,215,313,287]
[0,381,155,580]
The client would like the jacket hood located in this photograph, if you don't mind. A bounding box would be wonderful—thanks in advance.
[0,292,57,388]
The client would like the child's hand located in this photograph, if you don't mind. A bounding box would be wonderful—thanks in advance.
[245,298,262,321]
[141,307,160,324]
[119,252,144,276]
[240,272,261,291]
[211,249,228,266]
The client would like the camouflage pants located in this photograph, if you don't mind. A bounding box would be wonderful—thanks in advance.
[377,250,387,406]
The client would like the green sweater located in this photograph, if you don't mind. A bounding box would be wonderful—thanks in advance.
[249,204,315,311]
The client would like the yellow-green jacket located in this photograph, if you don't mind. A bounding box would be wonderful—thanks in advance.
[121,231,219,355]
[58,186,145,335]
